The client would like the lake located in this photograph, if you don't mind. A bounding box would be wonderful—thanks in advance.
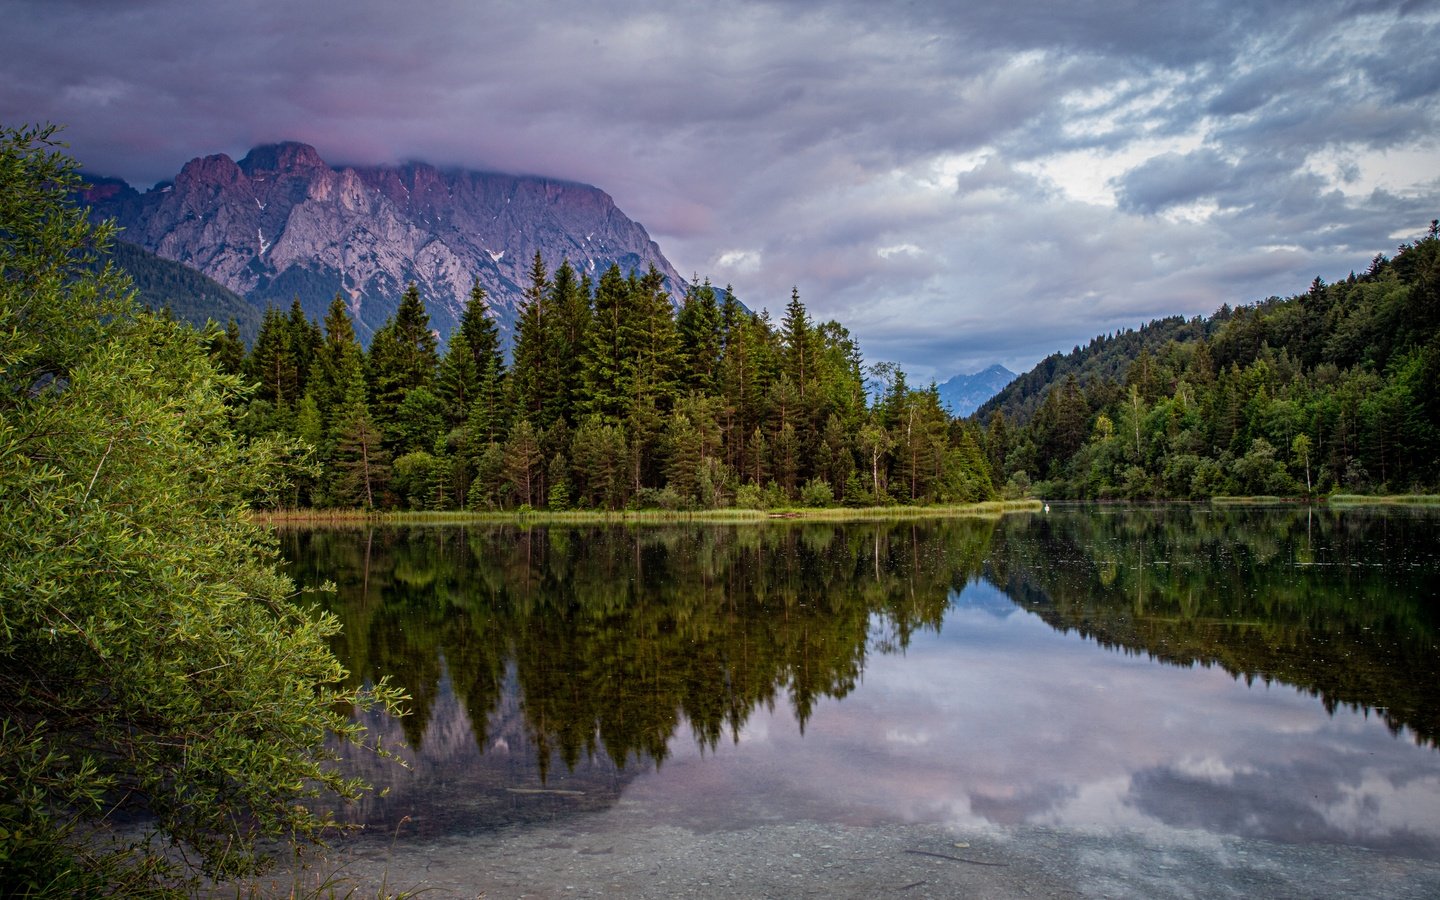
[271,505,1440,898]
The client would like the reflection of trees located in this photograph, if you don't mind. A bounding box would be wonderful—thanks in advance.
[279,519,995,777]
[988,506,1440,746]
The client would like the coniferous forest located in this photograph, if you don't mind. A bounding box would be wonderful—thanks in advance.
[980,223,1440,500]
[214,221,1439,511]
[216,256,996,511]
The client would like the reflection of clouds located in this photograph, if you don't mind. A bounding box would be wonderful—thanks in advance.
[627,579,1440,857]
[1127,761,1440,856]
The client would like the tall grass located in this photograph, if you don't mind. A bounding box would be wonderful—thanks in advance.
[1328,494,1440,506]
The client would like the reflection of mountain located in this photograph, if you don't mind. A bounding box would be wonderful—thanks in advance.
[281,520,997,783]
[320,659,634,836]
[987,506,1440,747]
[948,578,1018,619]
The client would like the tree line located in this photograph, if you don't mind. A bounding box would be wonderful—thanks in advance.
[982,223,1440,499]
[214,255,996,510]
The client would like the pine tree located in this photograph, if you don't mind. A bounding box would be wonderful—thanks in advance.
[436,329,482,428]
[665,410,704,502]
[580,263,630,421]
[504,419,544,507]
[623,265,681,416]
[246,304,299,406]
[329,374,391,508]
[208,317,246,376]
[677,276,723,394]
[312,293,364,429]
[285,296,323,399]
[367,283,439,439]
[547,259,591,428]
[781,286,817,400]
[510,252,551,428]
[456,277,508,442]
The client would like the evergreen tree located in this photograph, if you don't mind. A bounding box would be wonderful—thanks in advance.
[504,419,544,507]
[571,416,628,509]
[678,276,723,394]
[312,293,365,429]
[367,282,439,439]
[547,259,591,427]
[456,278,508,442]
[510,252,551,427]
[208,317,246,376]
[329,374,391,508]
[246,304,299,406]
[664,410,704,502]
[781,286,817,400]
[581,263,631,421]
[285,296,323,399]
[436,329,483,428]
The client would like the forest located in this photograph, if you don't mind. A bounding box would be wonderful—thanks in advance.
[212,218,1440,510]
[212,255,997,511]
[981,222,1440,500]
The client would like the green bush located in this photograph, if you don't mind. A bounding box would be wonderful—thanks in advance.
[0,125,404,894]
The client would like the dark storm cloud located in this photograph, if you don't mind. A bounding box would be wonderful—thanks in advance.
[2,0,1437,381]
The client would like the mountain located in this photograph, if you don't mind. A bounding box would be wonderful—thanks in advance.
[80,142,687,344]
[935,364,1016,416]
[100,239,264,342]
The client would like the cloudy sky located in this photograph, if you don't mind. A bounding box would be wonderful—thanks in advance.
[4,0,1438,380]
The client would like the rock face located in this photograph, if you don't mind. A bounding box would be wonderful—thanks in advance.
[936,363,1017,417]
[81,141,687,342]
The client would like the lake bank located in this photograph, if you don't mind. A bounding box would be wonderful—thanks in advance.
[247,498,1042,527]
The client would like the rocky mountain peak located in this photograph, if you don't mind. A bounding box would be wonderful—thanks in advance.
[175,153,245,189]
[237,142,329,176]
[82,143,687,345]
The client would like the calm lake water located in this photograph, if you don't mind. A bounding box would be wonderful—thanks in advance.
[276,506,1440,898]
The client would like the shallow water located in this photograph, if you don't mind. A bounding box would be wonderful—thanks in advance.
[274,505,1440,897]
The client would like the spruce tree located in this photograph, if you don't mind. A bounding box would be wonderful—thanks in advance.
[329,373,391,508]
[678,277,723,394]
[367,282,439,440]
[312,293,365,428]
[437,330,482,428]
[510,252,551,427]
[456,277,507,441]
[547,259,591,428]
[581,263,631,421]
[246,304,299,406]
[208,317,246,376]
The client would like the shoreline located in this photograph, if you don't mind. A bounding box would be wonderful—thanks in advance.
[246,499,1042,528]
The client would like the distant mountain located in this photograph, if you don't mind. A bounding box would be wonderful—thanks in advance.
[100,239,264,343]
[80,142,686,344]
[936,364,1016,416]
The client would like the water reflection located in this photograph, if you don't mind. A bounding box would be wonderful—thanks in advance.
[280,507,1440,852]
[988,505,1440,744]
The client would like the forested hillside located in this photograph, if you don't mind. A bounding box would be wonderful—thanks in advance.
[100,239,264,341]
[979,222,1440,499]
[218,256,995,511]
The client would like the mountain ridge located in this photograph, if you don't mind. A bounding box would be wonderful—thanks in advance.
[80,142,687,344]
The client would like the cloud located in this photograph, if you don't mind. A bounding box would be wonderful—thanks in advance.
[2,0,1437,380]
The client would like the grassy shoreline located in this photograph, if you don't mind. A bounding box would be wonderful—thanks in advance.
[1209,494,1440,506]
[1327,493,1440,506]
[247,499,1043,528]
